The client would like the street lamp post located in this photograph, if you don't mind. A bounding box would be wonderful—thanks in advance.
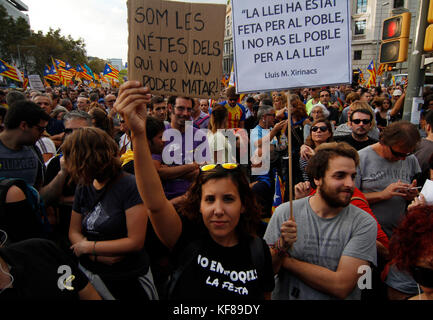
[375,1,390,84]
[16,45,36,70]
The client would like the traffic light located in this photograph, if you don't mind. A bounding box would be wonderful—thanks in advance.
[425,0,433,52]
[379,12,411,64]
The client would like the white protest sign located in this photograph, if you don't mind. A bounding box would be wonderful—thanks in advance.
[231,0,352,93]
[28,74,45,92]
[420,179,433,205]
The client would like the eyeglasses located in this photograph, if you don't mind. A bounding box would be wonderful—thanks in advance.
[389,145,413,158]
[311,126,328,133]
[410,266,433,288]
[200,163,238,172]
[351,119,372,125]
[175,106,193,113]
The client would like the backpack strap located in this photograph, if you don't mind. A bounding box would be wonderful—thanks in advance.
[166,240,203,299]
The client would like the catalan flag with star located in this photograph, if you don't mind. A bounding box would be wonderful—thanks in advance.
[103,63,119,80]
[53,58,74,86]
[44,65,60,83]
[76,64,93,81]
[0,59,23,82]
[366,60,377,88]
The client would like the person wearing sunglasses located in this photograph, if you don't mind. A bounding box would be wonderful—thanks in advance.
[113,81,275,300]
[299,119,333,182]
[334,108,378,151]
[387,197,433,300]
[355,121,423,300]
[356,121,421,240]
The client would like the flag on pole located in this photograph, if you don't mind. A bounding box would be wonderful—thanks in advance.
[103,63,119,80]
[377,64,385,77]
[366,60,377,87]
[22,71,29,90]
[76,64,93,81]
[0,59,23,82]
[271,171,285,215]
[83,64,95,80]
[53,58,74,86]
[44,65,60,83]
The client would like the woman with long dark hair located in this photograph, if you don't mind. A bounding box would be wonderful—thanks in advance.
[113,82,277,300]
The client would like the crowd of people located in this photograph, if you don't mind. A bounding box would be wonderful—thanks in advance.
[0,78,433,301]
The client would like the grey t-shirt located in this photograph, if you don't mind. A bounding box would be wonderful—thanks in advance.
[0,141,43,187]
[355,146,421,238]
[263,197,377,300]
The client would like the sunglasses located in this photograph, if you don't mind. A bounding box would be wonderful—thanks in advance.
[200,163,238,172]
[311,126,328,133]
[389,145,413,158]
[351,119,372,125]
[411,266,433,288]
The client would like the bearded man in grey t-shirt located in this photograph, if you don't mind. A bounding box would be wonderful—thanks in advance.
[264,142,377,300]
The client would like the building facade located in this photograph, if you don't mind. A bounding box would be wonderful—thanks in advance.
[223,3,233,75]
[108,58,123,71]
[0,0,29,23]
[351,0,420,75]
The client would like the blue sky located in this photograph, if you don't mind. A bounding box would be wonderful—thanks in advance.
[25,0,226,64]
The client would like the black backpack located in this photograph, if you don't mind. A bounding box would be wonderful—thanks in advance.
[164,237,266,299]
[0,178,52,243]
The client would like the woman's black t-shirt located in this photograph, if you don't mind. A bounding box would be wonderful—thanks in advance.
[72,173,149,277]
[170,217,275,300]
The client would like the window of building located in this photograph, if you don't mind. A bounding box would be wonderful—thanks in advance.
[393,0,405,8]
[356,0,368,14]
[354,50,362,60]
[354,20,367,35]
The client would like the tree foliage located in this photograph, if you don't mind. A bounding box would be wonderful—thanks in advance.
[0,4,106,78]
[87,57,107,74]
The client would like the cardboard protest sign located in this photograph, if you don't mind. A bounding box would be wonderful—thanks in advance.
[128,0,226,99]
[231,0,352,93]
